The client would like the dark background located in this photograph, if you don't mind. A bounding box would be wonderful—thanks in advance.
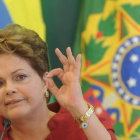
[41,1,81,102]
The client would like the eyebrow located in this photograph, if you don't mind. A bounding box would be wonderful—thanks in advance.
[10,69,25,75]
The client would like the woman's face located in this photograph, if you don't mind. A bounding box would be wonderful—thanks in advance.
[0,54,47,120]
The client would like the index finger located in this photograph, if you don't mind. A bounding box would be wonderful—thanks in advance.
[55,48,69,72]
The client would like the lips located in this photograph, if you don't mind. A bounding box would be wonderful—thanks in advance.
[5,99,24,106]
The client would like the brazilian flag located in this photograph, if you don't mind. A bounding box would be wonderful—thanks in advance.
[74,0,140,139]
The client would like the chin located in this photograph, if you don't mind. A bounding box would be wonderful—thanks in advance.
[6,107,30,120]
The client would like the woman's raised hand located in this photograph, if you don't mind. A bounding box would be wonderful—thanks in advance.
[47,47,88,116]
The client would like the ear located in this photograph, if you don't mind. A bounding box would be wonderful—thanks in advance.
[42,72,48,91]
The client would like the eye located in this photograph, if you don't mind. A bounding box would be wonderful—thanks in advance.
[0,81,3,87]
[16,75,26,81]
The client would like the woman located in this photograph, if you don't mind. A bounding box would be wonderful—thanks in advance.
[0,24,116,140]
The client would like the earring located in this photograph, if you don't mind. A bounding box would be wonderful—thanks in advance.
[44,91,49,98]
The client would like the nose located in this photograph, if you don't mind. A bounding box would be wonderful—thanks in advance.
[6,81,17,95]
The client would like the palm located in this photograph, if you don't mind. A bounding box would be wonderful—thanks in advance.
[57,72,80,106]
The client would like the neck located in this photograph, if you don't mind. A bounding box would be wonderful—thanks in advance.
[8,103,55,140]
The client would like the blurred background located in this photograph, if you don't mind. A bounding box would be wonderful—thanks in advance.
[1,0,140,139]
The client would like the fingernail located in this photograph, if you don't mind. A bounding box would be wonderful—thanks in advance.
[68,47,72,54]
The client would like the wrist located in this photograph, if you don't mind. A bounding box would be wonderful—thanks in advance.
[68,100,89,118]
[73,102,95,128]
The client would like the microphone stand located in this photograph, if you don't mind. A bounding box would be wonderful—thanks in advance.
[0,119,11,140]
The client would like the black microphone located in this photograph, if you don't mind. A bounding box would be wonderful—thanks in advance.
[0,119,11,140]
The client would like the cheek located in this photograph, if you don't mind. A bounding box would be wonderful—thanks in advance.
[0,90,7,117]
[0,89,5,105]
[20,80,44,100]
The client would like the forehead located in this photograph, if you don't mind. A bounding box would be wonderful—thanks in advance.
[0,53,33,73]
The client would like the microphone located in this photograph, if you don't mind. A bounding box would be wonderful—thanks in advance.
[0,119,11,140]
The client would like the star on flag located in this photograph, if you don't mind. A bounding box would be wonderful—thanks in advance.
[130,54,139,63]
[127,77,137,88]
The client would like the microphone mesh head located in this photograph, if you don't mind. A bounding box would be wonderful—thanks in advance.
[2,119,11,127]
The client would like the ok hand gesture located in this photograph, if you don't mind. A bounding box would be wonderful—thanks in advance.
[47,47,88,116]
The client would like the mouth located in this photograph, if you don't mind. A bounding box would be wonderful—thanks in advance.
[5,99,24,106]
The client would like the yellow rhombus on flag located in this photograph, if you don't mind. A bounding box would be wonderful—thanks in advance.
[74,0,140,139]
